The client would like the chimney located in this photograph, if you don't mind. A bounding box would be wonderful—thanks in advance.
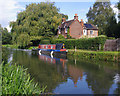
[62,18,66,23]
[81,19,84,27]
[74,14,78,20]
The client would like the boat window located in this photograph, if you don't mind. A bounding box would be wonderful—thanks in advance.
[51,46,53,49]
[46,46,48,49]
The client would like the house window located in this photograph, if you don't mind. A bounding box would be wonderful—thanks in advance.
[90,30,93,35]
[83,29,87,35]
[65,28,68,33]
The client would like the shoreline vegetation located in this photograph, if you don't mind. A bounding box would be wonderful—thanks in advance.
[68,49,120,62]
[2,62,46,94]
[2,44,120,62]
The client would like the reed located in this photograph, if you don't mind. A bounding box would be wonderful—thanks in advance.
[2,62,46,95]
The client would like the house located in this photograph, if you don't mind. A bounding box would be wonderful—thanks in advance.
[58,14,98,39]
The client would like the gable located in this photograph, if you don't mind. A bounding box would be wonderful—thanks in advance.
[70,20,83,39]
[70,20,82,28]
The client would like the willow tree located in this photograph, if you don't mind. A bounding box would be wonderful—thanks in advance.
[10,2,68,47]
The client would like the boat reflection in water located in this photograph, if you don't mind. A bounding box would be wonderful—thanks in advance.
[38,54,68,65]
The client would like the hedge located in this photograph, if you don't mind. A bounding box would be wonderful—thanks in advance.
[51,35,107,51]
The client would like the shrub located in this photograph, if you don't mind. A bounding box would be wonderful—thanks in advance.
[51,35,107,50]
[40,39,50,44]
[2,62,46,94]
[57,34,65,39]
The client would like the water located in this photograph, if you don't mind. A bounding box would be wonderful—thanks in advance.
[2,47,120,94]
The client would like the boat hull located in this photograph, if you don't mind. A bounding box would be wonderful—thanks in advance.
[32,49,67,58]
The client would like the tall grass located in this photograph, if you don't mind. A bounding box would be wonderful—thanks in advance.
[2,62,46,94]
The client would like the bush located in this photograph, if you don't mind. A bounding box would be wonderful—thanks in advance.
[2,62,46,94]
[40,39,50,44]
[51,35,107,50]
[57,34,65,39]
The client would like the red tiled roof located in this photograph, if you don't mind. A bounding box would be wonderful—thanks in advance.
[59,20,98,30]
[59,19,74,28]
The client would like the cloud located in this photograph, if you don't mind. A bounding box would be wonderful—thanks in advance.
[111,4,119,22]
[6,25,12,32]
[0,0,25,31]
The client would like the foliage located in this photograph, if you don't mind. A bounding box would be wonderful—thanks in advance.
[1,26,12,44]
[68,49,119,62]
[30,36,42,46]
[86,1,117,37]
[10,2,68,47]
[51,35,107,50]
[0,63,2,96]
[28,46,38,50]
[2,62,46,94]
[115,1,120,38]
[17,33,31,49]
[118,1,120,21]
[57,34,65,39]
[67,28,72,39]
[40,39,50,44]
[2,44,18,49]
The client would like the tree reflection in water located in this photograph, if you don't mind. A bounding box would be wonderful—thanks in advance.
[2,48,120,94]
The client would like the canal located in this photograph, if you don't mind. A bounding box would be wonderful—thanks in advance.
[2,47,120,94]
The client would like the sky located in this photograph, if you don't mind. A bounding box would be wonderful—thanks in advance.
[0,0,119,32]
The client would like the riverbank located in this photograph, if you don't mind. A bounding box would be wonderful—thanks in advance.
[2,44,120,62]
[68,49,120,62]
[2,62,46,94]
[2,44,38,50]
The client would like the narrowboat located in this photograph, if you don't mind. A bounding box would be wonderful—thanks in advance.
[36,43,68,57]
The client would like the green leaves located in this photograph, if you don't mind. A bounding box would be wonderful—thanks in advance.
[51,35,106,51]
[9,2,68,47]
[86,1,116,36]
[2,28,12,44]
[17,33,30,48]
[2,62,46,94]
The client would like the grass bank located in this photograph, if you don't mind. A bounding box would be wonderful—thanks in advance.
[2,44,18,49]
[2,44,38,50]
[2,62,46,94]
[68,49,120,62]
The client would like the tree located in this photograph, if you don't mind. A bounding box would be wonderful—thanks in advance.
[0,24,2,45]
[17,33,30,48]
[115,1,120,38]
[2,27,12,44]
[118,1,120,21]
[10,2,68,47]
[86,0,116,36]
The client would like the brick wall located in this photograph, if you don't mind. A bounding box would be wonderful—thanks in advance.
[87,30,98,38]
[70,21,83,39]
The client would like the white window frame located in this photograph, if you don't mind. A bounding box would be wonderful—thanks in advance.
[65,28,68,33]
[83,29,87,35]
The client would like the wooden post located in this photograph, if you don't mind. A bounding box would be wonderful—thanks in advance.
[99,44,101,50]
[75,46,76,52]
